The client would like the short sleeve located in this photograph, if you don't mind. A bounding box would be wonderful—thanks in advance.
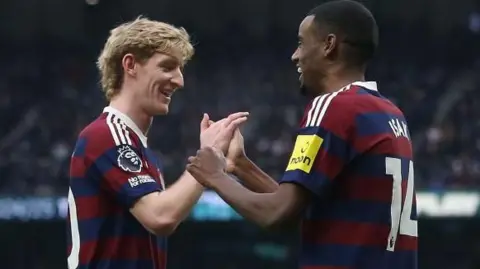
[86,142,161,208]
[279,92,357,196]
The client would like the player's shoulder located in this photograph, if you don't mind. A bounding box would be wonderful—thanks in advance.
[77,112,141,151]
[348,81,405,116]
[301,85,358,129]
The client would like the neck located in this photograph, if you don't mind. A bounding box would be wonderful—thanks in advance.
[108,95,152,135]
[318,66,365,95]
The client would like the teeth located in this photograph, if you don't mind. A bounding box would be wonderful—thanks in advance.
[297,67,302,73]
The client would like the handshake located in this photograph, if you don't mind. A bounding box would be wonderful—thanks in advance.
[186,112,249,187]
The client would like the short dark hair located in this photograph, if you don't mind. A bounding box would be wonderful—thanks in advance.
[308,0,379,66]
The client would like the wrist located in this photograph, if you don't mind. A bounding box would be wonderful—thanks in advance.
[232,154,249,175]
[207,171,229,190]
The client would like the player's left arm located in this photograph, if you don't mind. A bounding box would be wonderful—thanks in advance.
[197,169,310,229]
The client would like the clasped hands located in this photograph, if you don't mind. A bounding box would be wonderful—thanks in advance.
[187,112,248,188]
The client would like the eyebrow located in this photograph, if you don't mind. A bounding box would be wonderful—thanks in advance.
[158,58,181,67]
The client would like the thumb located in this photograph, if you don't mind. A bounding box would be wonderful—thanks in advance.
[200,113,210,131]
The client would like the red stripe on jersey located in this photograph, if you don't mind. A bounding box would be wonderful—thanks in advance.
[314,148,346,181]
[339,176,394,203]
[101,167,132,192]
[82,124,117,161]
[355,135,412,157]
[302,220,417,251]
[70,156,86,178]
[313,95,353,141]
[79,236,163,262]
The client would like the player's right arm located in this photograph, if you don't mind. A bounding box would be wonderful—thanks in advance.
[125,113,248,235]
[130,171,204,235]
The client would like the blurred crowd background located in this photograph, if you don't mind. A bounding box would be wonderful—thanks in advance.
[1,0,480,268]
[1,26,480,195]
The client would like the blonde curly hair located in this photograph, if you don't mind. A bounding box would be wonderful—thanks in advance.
[97,17,194,100]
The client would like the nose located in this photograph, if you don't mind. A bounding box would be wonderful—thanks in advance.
[171,68,184,89]
[291,48,299,63]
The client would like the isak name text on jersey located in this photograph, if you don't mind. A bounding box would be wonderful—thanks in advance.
[388,118,410,140]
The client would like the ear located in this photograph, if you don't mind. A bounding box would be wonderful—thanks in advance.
[122,53,137,77]
[323,34,337,57]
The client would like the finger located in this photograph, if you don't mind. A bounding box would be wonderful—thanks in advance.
[205,146,216,154]
[200,113,210,131]
[186,164,196,173]
[223,112,249,126]
[208,118,228,130]
[225,116,248,133]
[187,156,196,163]
[208,120,215,126]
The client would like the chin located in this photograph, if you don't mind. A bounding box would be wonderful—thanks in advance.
[157,106,169,115]
[149,104,169,116]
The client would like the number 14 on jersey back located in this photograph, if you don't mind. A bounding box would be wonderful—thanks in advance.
[385,157,418,251]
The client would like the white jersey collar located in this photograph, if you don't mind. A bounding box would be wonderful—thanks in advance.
[351,81,378,92]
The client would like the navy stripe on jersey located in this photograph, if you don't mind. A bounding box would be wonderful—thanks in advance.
[73,137,88,157]
[351,154,412,178]
[70,176,101,196]
[78,216,146,241]
[356,112,408,137]
[282,169,330,196]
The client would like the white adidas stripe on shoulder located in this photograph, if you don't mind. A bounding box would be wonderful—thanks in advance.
[105,113,132,146]
[305,87,347,127]
[306,95,321,127]
[106,113,120,145]
[119,121,132,145]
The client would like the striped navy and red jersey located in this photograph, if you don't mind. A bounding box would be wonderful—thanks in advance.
[67,106,167,269]
[280,81,418,269]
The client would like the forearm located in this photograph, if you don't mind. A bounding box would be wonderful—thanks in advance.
[210,173,280,228]
[157,171,204,223]
[233,156,279,193]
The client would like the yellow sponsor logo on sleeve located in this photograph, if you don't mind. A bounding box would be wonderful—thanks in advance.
[285,135,323,173]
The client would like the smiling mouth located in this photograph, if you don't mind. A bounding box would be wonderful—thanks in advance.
[160,90,173,98]
[297,66,303,82]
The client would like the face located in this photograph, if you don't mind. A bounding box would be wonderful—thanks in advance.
[292,15,334,96]
[124,52,185,115]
